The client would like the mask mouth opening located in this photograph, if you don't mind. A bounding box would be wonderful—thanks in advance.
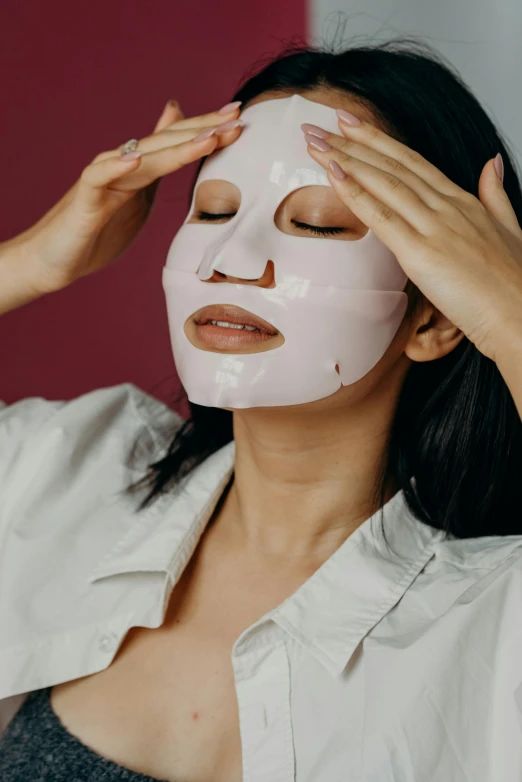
[191,304,279,336]
[183,307,286,355]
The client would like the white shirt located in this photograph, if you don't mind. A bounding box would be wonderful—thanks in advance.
[1,382,522,781]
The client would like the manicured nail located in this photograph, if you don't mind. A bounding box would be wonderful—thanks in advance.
[336,109,362,126]
[192,128,217,143]
[218,101,242,115]
[215,119,243,133]
[329,160,347,180]
[305,133,332,151]
[301,123,329,139]
[119,150,142,161]
[494,152,504,183]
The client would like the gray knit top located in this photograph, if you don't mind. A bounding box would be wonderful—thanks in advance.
[0,686,169,781]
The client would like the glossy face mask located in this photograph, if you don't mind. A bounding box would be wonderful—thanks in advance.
[163,95,408,409]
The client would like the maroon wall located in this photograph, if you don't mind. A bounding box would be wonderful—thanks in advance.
[0,0,306,413]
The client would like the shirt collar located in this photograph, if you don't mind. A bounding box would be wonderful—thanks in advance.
[89,440,445,678]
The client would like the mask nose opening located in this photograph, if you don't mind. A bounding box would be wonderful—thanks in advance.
[199,259,277,289]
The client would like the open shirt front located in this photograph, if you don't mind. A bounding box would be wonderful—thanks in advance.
[1,383,522,781]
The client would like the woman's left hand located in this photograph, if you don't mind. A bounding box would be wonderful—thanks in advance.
[303,114,522,364]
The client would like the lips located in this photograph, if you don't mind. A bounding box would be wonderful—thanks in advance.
[193,304,278,335]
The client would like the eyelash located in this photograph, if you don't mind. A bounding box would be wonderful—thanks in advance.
[196,211,236,221]
[291,220,344,237]
[194,212,344,236]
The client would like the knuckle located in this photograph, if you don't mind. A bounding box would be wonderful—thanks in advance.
[383,155,403,174]
[80,165,92,182]
[364,124,379,140]
[383,171,402,190]
[457,190,479,208]
[349,183,367,204]
[375,203,395,223]
[80,164,97,186]
[339,139,355,155]
[404,148,424,166]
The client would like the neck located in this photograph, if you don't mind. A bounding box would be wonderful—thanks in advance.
[211,371,403,568]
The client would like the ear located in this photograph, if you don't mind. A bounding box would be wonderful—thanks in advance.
[404,301,465,363]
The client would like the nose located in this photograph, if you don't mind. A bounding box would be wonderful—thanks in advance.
[203,260,276,288]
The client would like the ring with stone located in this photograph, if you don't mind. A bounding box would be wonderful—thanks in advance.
[120,138,139,156]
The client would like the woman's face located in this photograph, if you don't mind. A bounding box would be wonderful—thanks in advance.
[180,88,423,414]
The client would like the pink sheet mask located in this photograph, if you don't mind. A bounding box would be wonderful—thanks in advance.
[163,95,408,409]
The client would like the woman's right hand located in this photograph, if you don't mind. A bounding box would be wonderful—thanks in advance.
[0,100,242,312]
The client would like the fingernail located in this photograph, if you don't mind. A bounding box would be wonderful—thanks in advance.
[329,160,347,180]
[218,101,242,115]
[119,150,142,161]
[167,99,180,110]
[215,119,243,133]
[301,123,329,139]
[336,109,362,126]
[192,128,217,143]
[494,152,504,183]
[305,133,332,152]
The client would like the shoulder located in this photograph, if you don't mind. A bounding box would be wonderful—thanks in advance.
[0,382,183,457]
[433,532,522,569]
[431,533,522,581]
[0,383,185,526]
[413,532,522,626]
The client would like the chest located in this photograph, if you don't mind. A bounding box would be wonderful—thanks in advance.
[49,544,310,782]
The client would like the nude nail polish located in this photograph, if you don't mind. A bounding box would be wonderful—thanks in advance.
[494,152,504,183]
[329,160,347,180]
[336,109,362,126]
[218,101,242,115]
[192,128,217,143]
[215,119,243,132]
[301,123,329,139]
[305,133,332,151]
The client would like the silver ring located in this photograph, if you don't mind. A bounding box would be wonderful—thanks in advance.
[120,138,139,156]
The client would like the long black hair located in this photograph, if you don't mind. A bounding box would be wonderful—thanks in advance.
[130,36,522,539]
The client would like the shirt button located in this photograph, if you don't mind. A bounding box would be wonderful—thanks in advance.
[99,632,118,652]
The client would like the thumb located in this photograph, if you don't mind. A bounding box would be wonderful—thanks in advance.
[478,155,521,235]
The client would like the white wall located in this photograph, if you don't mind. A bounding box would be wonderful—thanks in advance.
[310,1,522,168]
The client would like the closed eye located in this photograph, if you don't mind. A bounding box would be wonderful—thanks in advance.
[291,219,345,236]
[194,212,346,237]
[194,211,236,222]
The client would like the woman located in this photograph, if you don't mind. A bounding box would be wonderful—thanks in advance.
[1,37,522,782]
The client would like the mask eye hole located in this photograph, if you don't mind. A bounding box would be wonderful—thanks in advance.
[274,185,369,240]
[188,179,240,225]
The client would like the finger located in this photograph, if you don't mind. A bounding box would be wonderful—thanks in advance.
[75,152,145,214]
[149,119,243,151]
[306,141,435,235]
[306,116,464,199]
[78,132,221,209]
[303,125,449,211]
[164,101,242,132]
[153,99,184,133]
[478,158,521,237]
[87,132,225,194]
[322,158,420,258]
[95,118,243,162]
